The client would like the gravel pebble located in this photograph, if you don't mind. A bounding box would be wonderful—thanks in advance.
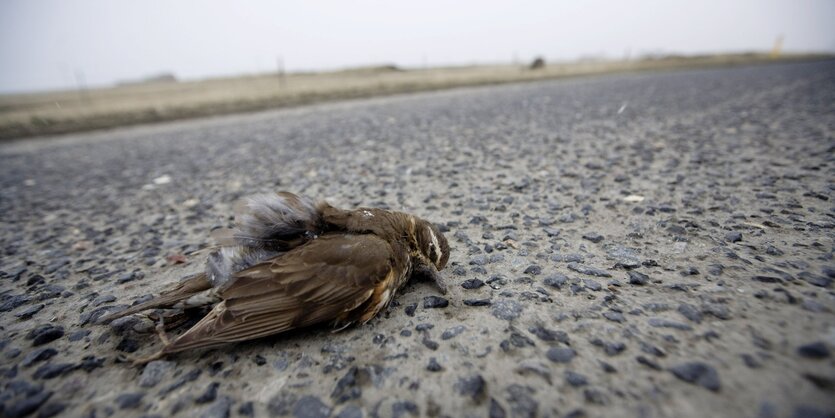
[567,263,612,278]
[492,299,523,321]
[461,279,485,289]
[139,360,174,388]
[627,271,650,285]
[114,392,144,409]
[21,347,58,367]
[292,395,332,418]
[27,325,64,346]
[648,318,693,330]
[546,347,576,364]
[797,342,830,359]
[669,362,721,392]
[441,325,466,340]
[423,296,449,309]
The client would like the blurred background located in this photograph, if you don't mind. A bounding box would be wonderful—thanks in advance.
[0,0,833,139]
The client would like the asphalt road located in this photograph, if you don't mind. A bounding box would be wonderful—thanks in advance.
[1,60,833,418]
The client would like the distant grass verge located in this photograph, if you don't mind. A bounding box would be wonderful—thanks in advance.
[1,53,831,140]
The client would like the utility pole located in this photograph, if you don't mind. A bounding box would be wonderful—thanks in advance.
[770,35,784,59]
[277,56,287,88]
[74,69,89,104]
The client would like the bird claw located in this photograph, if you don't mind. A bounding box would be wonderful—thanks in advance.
[130,314,173,366]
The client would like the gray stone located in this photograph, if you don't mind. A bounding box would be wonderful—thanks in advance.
[492,299,523,321]
[546,347,576,363]
[669,362,721,391]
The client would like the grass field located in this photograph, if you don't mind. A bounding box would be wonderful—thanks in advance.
[0,53,830,140]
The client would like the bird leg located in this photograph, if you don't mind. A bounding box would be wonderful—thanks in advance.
[131,316,172,366]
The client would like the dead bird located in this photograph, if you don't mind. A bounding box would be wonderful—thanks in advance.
[101,192,450,364]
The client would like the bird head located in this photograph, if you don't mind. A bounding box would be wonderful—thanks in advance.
[414,219,450,271]
[410,218,450,294]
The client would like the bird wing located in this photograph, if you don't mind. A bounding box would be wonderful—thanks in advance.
[161,233,396,353]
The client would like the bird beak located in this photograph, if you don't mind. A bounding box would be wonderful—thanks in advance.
[415,263,448,295]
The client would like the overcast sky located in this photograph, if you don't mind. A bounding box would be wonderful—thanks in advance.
[1,0,833,93]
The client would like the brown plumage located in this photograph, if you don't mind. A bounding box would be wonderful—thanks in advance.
[100,192,449,364]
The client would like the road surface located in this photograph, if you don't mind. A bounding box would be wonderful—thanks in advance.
[1,60,833,418]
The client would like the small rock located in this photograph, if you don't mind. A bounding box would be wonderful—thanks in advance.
[404,303,417,316]
[605,245,641,268]
[546,347,576,364]
[797,342,830,359]
[27,325,64,346]
[798,272,832,288]
[390,401,418,417]
[200,396,232,418]
[627,271,649,285]
[461,279,485,289]
[268,392,298,416]
[37,402,67,418]
[528,326,569,343]
[505,384,538,418]
[4,390,52,418]
[603,311,625,323]
[543,274,568,289]
[68,330,91,342]
[492,300,523,321]
[600,361,617,373]
[523,265,542,275]
[21,348,58,367]
[292,395,332,418]
[649,318,692,330]
[792,405,834,418]
[567,263,611,278]
[415,323,434,332]
[752,275,783,284]
[412,345,437,361]
[139,360,174,388]
[590,339,626,356]
[636,356,662,370]
[702,304,732,320]
[514,360,551,384]
[335,405,363,418]
[159,368,202,396]
[725,231,742,242]
[677,303,703,323]
[195,382,220,404]
[489,398,507,418]
[15,304,44,320]
[681,266,700,276]
[582,233,604,243]
[441,325,466,340]
[455,374,486,401]
[639,342,665,357]
[0,295,31,312]
[741,354,761,368]
[669,362,721,391]
[565,371,588,387]
[116,338,140,353]
[78,355,105,372]
[92,294,117,306]
[583,279,602,291]
[426,358,443,372]
[331,367,362,404]
[33,363,77,379]
[114,392,144,409]
[423,296,449,309]
[238,402,255,417]
[584,389,608,405]
[463,299,492,306]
